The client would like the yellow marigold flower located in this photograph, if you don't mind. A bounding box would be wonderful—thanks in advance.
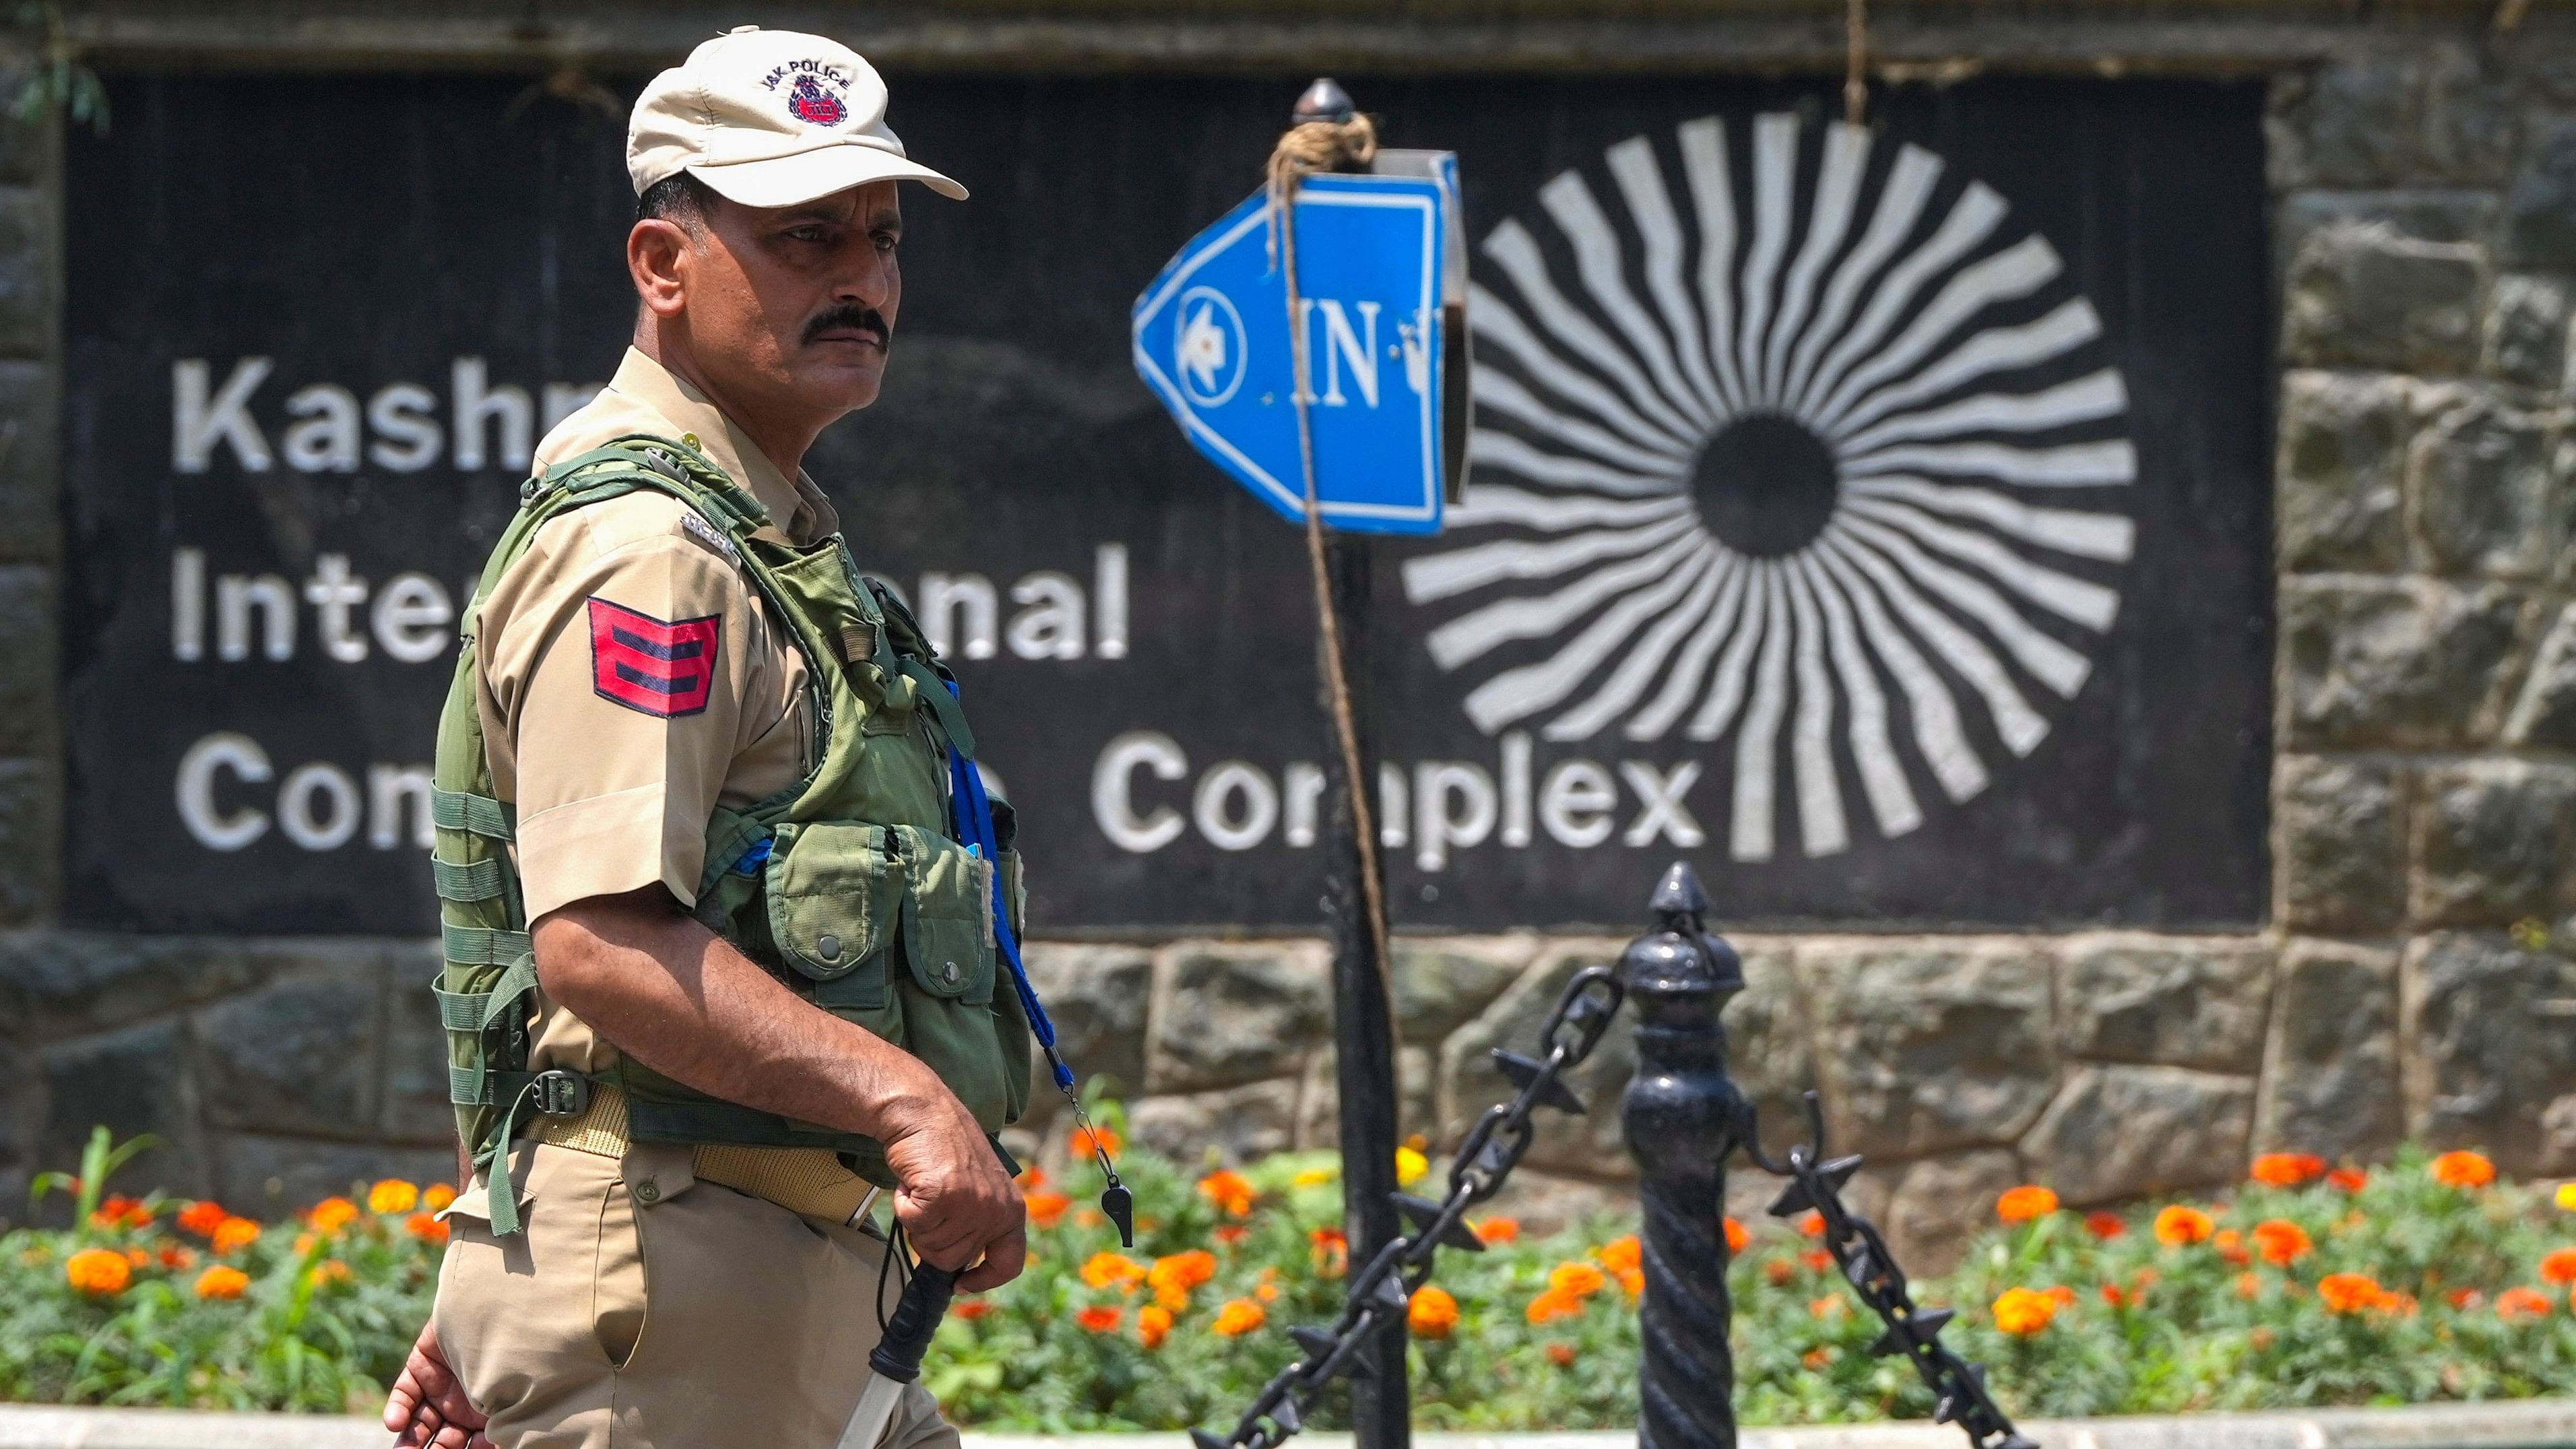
[2153,1205,2214,1246]
[210,1217,261,1255]
[2554,1182,2576,1213]
[1549,1260,1609,1298]
[1213,1298,1266,1337]
[309,1197,359,1234]
[422,1183,457,1213]
[194,1264,251,1299]
[65,1247,131,1295]
[1995,1186,2059,1224]
[2432,1150,2497,1190]
[1394,1147,1429,1188]
[1991,1287,2058,1337]
[368,1180,419,1215]
[1292,1166,1338,1188]
[1081,1252,1149,1290]
[1407,1285,1459,1339]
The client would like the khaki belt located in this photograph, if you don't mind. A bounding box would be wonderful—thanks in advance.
[532,1083,882,1226]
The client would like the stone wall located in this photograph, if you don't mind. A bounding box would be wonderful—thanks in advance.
[7,9,2576,1275]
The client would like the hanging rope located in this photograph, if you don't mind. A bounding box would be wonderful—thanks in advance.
[1844,0,1870,127]
[1266,110,1400,1043]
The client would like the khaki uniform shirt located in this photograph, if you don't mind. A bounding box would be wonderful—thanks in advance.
[478,346,837,1076]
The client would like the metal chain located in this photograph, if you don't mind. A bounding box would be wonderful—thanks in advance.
[1751,1095,2036,1449]
[1188,966,1628,1449]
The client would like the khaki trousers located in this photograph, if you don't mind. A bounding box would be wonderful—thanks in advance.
[435,1139,959,1449]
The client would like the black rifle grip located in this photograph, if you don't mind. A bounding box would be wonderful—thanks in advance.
[868,1260,958,1384]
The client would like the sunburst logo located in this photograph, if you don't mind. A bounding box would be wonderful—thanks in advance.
[1404,112,2136,863]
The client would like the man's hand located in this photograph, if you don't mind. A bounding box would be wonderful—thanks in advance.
[880,1086,1027,1292]
[384,1317,492,1449]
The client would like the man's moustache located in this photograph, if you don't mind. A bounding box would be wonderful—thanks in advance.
[803,308,889,346]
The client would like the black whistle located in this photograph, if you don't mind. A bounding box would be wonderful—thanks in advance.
[868,1260,959,1384]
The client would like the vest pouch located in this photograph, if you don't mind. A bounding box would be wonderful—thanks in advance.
[891,826,995,1006]
[763,820,901,1000]
[764,540,915,739]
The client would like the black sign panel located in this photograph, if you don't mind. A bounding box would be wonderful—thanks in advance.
[64,72,2271,934]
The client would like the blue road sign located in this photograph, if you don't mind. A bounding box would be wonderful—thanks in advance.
[1133,172,1454,536]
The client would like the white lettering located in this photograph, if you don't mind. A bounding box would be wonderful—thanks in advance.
[1539,759,1617,848]
[171,548,204,662]
[1193,760,1279,851]
[172,358,273,472]
[304,554,368,663]
[1005,571,1085,660]
[216,574,294,662]
[1093,544,1129,660]
[175,732,270,850]
[919,573,998,660]
[278,762,362,850]
[1282,761,1325,848]
[281,384,360,472]
[452,358,534,472]
[372,573,454,664]
[1413,761,1497,871]
[1298,299,1382,407]
[368,764,434,849]
[1621,761,1706,847]
[1376,761,1408,849]
[366,382,442,472]
[1093,730,1187,853]
[1499,730,1533,847]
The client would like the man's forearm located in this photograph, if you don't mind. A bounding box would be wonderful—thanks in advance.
[529,886,953,1145]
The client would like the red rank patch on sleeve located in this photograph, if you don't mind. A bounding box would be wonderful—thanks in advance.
[587,598,719,718]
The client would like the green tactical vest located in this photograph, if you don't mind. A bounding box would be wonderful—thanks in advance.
[429,434,1032,1235]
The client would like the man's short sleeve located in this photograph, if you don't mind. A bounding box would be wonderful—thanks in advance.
[476,494,795,922]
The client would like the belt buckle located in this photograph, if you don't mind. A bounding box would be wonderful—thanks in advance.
[531,1070,591,1118]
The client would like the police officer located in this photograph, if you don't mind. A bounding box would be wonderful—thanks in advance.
[384,28,1028,1449]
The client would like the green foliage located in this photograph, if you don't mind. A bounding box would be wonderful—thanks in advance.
[5,1132,2575,1425]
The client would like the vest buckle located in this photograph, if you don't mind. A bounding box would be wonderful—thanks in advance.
[531,1070,591,1118]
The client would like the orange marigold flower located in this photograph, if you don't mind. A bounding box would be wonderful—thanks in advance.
[210,1217,261,1256]
[1550,1261,1609,1298]
[954,1299,992,1320]
[123,1247,150,1268]
[1764,1259,1795,1287]
[2250,1153,2327,1188]
[1153,1250,1217,1291]
[1526,1288,1585,1324]
[1722,1217,1748,1254]
[2084,1211,2127,1241]
[2153,1205,2215,1246]
[1616,1266,1644,1297]
[368,1180,418,1215]
[1024,1191,1072,1229]
[1545,1343,1578,1367]
[176,1200,230,1237]
[1474,1217,1520,1246]
[1991,1287,2058,1337]
[2215,1229,2251,1266]
[2497,1286,2554,1321]
[1310,1227,1349,1278]
[1797,1212,1826,1238]
[1068,1125,1123,1159]
[1597,1235,1643,1275]
[407,1212,449,1246]
[2540,1248,2576,1286]
[307,1258,352,1289]
[90,1194,138,1229]
[1213,1298,1266,1337]
[1076,1305,1124,1333]
[1408,1285,1460,1339]
[2327,1167,2368,1192]
[1082,1252,1149,1290]
[308,1197,358,1235]
[1800,1250,1834,1273]
[193,1263,251,1299]
[159,1246,196,1270]
[2449,1288,2482,1310]
[65,1247,131,1295]
[1138,1304,1171,1349]
[2234,1272,2261,1300]
[422,1184,457,1213]
[2432,1150,2497,1190]
[1995,1186,2059,1225]
[1215,1225,1249,1247]
[1198,1170,1257,1219]
[1802,1345,1834,1371]
[1016,1165,1049,1192]
[2318,1273,2386,1314]
[2251,1219,2313,1266]
[2100,1284,2127,1308]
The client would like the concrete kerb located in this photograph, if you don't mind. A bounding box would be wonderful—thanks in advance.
[3,1405,2575,1449]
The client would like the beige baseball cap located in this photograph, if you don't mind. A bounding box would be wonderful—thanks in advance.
[629,26,967,207]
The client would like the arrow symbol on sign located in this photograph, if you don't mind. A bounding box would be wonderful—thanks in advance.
[1179,302,1228,392]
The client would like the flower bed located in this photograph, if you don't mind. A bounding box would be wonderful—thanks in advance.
[5,1126,2575,1425]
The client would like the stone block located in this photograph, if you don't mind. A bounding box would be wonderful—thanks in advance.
[1296,1043,1436,1149]
[2253,940,2402,1163]
[0,931,308,1038]
[2276,370,2411,572]
[2503,602,2576,750]
[2275,192,2498,279]
[0,360,57,563]
[0,565,51,754]
[2018,1065,2255,1204]
[2505,118,2576,270]
[0,186,49,357]
[1147,942,1328,1093]
[39,1019,210,1203]
[1804,940,2057,1160]
[2408,389,2557,579]
[375,940,453,1145]
[2418,45,2521,185]
[212,1134,458,1219]
[2056,934,2274,1074]
[2284,222,2485,375]
[0,759,49,927]
[1728,940,1820,1162]
[2274,754,2406,934]
[1436,940,1635,1180]
[2266,56,2421,190]
[1126,1079,1299,1171]
[2281,577,2528,749]
[2482,274,2571,389]
[1390,935,1533,1042]
[2410,759,2576,928]
[1475,1169,1639,1239]
[2402,933,2576,1176]
[1021,942,1154,1107]
[1883,1148,2023,1277]
[194,968,383,1138]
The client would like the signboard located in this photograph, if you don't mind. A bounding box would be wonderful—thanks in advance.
[64,73,2273,935]
[1131,166,1459,533]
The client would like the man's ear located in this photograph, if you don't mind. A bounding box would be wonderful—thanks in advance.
[628,218,692,320]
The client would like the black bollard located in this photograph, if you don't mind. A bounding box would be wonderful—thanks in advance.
[1619,862,1745,1449]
